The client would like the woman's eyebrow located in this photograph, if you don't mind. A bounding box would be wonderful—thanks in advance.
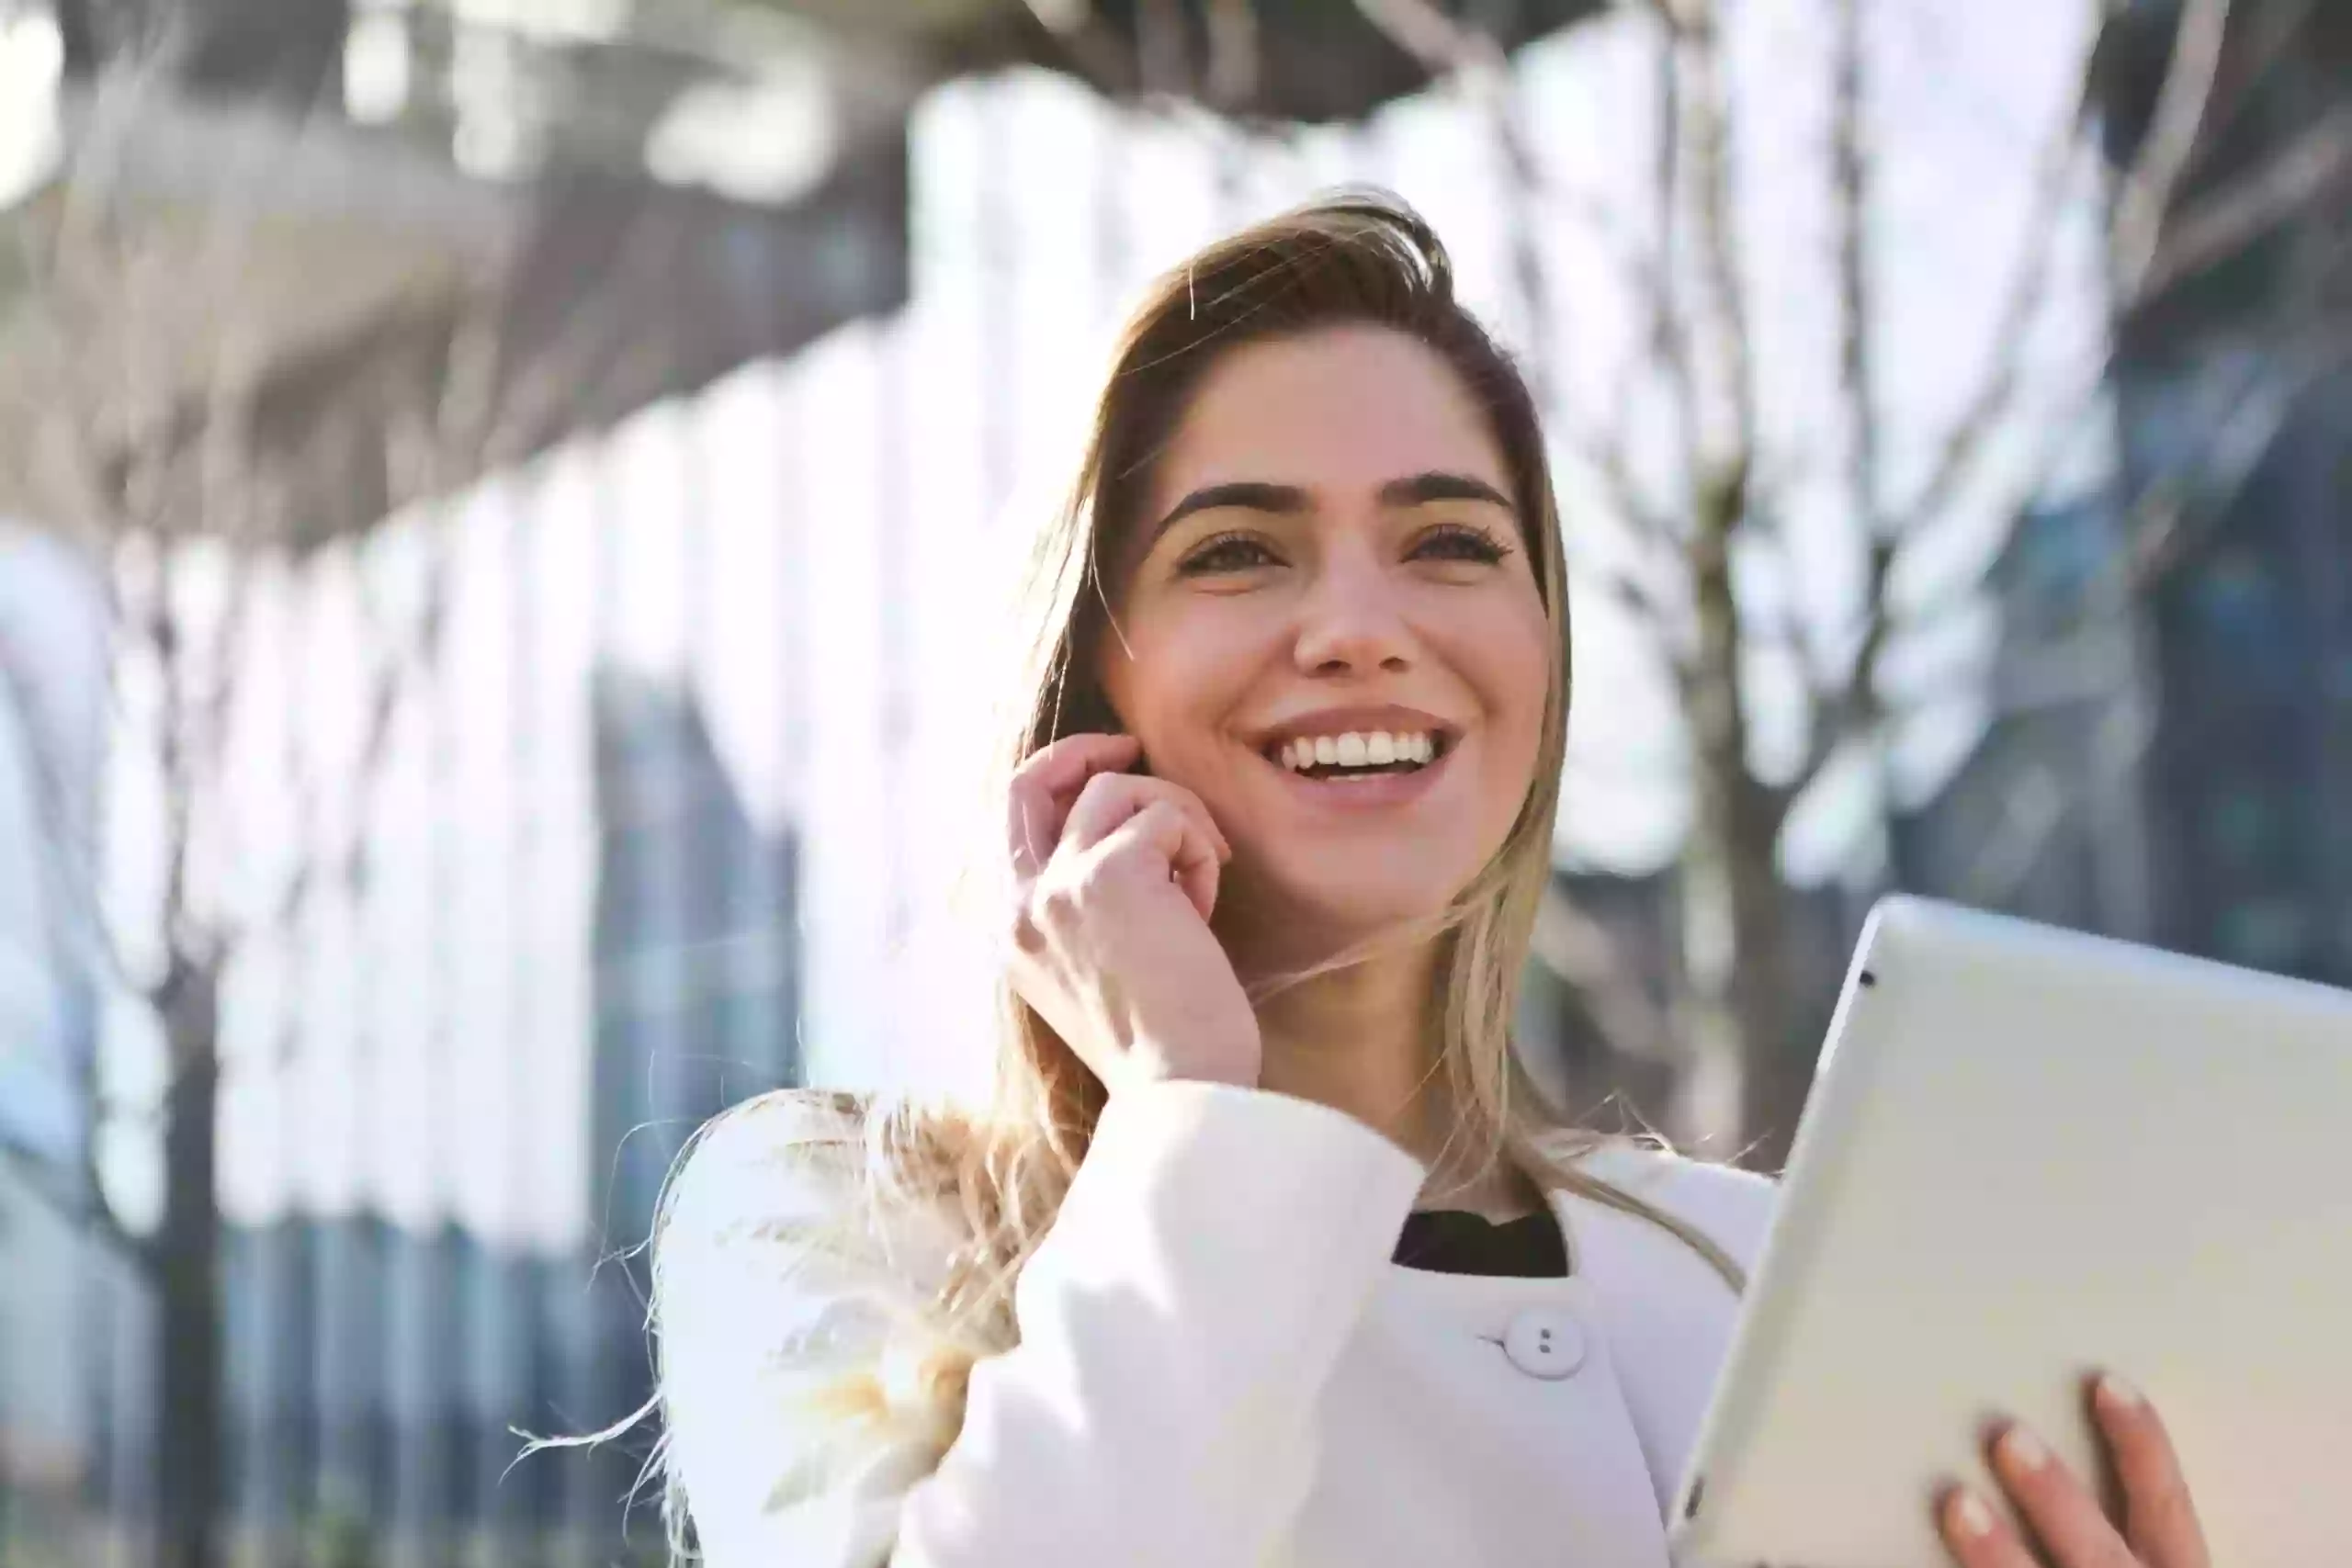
[1148,480,1310,543]
[1379,471,1515,512]
[1149,472,1514,546]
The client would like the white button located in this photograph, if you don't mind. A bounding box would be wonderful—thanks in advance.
[1503,1307,1588,1381]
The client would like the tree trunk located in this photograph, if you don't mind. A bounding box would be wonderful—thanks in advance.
[1678,463,1807,1168]
[1724,811,1804,1169]
[1676,777,1804,1167]
[155,954,224,1568]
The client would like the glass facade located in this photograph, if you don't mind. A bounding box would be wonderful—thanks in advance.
[2128,0,2351,984]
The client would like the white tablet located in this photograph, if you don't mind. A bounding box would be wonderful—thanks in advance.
[1668,896,2352,1568]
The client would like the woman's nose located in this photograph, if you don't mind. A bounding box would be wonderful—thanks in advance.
[1293,557,1415,676]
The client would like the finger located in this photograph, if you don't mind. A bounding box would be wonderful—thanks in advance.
[1061,772,1229,863]
[1094,800,1224,922]
[1986,1423,2134,1568]
[2092,1374,2211,1568]
[1165,818,1222,921]
[1934,1484,2039,1568]
[1007,732,1141,876]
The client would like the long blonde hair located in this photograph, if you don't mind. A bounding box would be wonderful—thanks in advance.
[648,192,1745,1541]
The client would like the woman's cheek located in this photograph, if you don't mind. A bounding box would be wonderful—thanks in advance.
[1484,620,1556,816]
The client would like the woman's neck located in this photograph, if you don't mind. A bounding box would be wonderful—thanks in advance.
[1250,949,1442,1156]
[1241,938,1535,1220]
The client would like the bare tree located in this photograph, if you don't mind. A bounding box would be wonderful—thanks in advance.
[1358,0,2352,1161]
[0,51,647,1568]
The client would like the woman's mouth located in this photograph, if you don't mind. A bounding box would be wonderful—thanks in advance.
[1265,728,1447,780]
[1253,728,1457,810]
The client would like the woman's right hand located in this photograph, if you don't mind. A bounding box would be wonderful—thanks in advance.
[1004,731,1262,1095]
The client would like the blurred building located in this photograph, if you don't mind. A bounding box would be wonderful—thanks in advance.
[2137,385,2352,984]
[1900,0,2350,987]
[578,667,802,1539]
[0,525,123,1566]
[7,0,1625,540]
[2117,0,2352,984]
[210,1209,620,1563]
[199,671,800,1566]
[8,0,2335,1561]
[1892,496,2148,935]
[6,6,890,1562]
[588,669,802,1271]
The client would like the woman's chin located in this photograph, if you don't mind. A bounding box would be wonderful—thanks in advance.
[1219,871,1463,967]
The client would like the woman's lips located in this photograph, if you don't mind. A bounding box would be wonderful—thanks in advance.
[1259,740,1453,811]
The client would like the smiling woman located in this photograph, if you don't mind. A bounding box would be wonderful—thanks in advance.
[641,194,2205,1568]
[645,191,1765,1568]
[1097,323,1555,978]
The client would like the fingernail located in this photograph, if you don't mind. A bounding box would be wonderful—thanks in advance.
[1951,1488,1996,1539]
[2097,1373,2143,1412]
[1999,1425,2050,1472]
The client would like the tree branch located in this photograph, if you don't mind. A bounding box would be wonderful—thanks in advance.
[2114,336,2346,587]
[1555,412,1685,546]
[2133,103,2352,306]
[1800,0,1893,821]
[1352,0,1690,465]
[1951,747,2089,908]
[1531,881,1680,1065]
[1675,0,1756,471]
[1821,308,2346,779]
[1894,52,2094,537]
[1352,0,1490,72]
[1786,582,1892,807]
[253,531,453,946]
[1645,7,1699,507]
[1832,0,1883,545]
[1012,0,1146,96]
[1579,554,1692,666]
[146,542,202,970]
[1724,517,1810,667]
[1789,336,2309,802]
[1798,0,2278,807]
[2111,0,2236,295]
[188,557,254,856]
[1896,0,2245,545]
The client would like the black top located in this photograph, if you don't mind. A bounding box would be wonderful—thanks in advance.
[1392,1207,1570,1279]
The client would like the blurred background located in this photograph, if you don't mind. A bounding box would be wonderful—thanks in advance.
[0,0,2342,1563]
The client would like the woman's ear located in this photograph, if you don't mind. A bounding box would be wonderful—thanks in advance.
[1084,692,1148,773]
[1074,682,1125,739]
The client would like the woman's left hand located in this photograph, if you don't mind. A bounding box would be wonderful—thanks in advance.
[1937,1374,2210,1568]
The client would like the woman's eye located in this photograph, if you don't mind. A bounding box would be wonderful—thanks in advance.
[1177,533,1281,576]
[1412,525,1511,565]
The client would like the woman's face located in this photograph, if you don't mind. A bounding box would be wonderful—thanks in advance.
[1096,324,1554,959]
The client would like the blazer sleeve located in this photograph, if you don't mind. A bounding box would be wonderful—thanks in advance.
[655,1079,1430,1568]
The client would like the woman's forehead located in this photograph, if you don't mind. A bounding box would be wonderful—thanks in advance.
[1146,326,1512,512]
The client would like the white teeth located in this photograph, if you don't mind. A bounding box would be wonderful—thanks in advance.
[1274,729,1442,773]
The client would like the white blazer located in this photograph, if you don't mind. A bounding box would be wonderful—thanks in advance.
[657,1079,1778,1567]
